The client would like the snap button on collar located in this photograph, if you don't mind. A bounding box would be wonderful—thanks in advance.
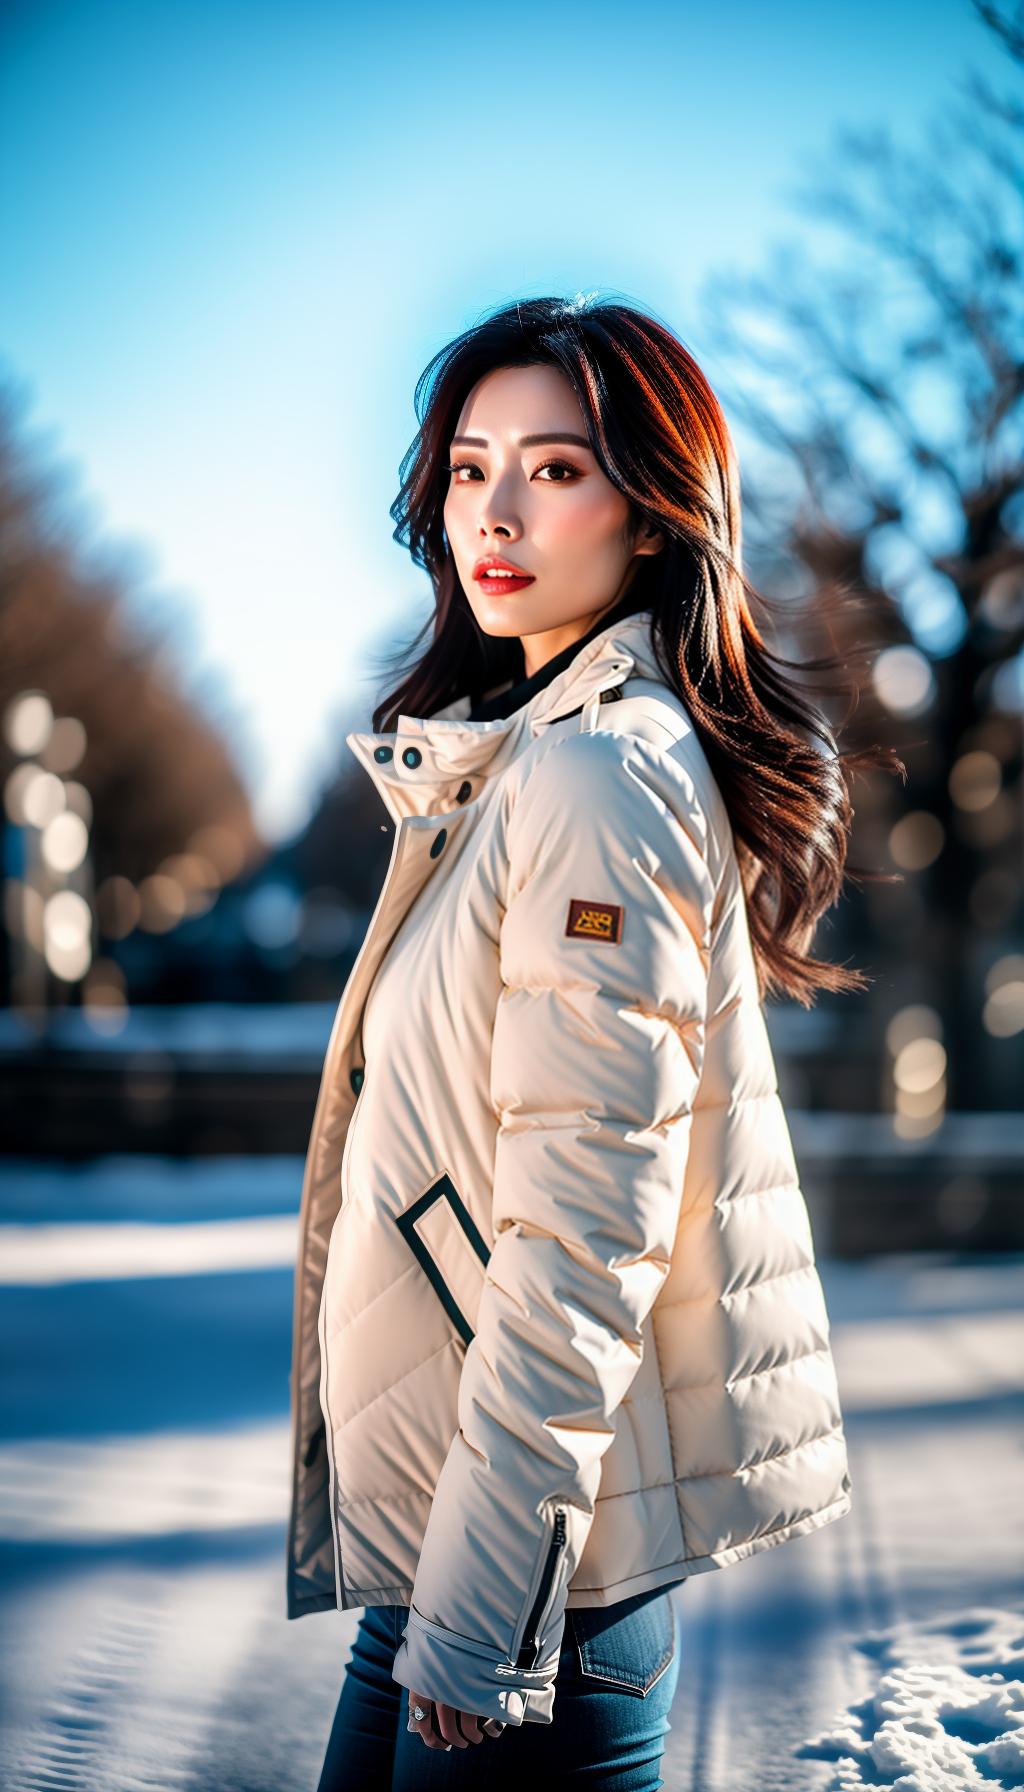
[374,744,393,762]
[402,746,422,768]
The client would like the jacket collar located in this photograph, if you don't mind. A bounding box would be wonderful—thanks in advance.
[346,608,662,825]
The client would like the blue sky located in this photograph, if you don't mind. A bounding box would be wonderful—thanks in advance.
[0,0,1008,841]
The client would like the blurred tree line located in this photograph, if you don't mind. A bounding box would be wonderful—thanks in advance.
[0,383,264,1005]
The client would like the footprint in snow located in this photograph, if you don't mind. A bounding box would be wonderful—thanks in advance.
[795,1604,1024,1789]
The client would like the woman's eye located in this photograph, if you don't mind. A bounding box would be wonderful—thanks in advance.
[533,459,581,482]
[444,459,581,483]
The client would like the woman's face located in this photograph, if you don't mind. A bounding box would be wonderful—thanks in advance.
[443,362,662,673]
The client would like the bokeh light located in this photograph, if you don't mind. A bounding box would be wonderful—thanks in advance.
[889,811,944,871]
[949,750,1001,812]
[885,1005,947,1139]
[21,769,66,830]
[40,716,88,775]
[3,690,54,757]
[983,955,1024,1038]
[43,889,93,981]
[138,873,188,932]
[872,645,936,717]
[95,876,141,939]
[40,811,90,874]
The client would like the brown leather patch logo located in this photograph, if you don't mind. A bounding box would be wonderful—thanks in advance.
[565,898,623,944]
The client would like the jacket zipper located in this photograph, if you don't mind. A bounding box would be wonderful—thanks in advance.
[314,817,422,1610]
[320,1063,370,1608]
[514,1505,568,1669]
[318,1039,368,1598]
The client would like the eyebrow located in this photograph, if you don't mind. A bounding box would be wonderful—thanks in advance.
[449,432,593,450]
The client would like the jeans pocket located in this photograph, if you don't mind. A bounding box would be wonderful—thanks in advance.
[568,1589,677,1696]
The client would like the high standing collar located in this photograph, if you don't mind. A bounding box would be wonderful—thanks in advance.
[345,609,663,825]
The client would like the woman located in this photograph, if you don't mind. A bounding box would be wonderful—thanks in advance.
[287,294,885,1789]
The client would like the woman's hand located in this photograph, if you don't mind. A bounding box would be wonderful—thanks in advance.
[407,1690,506,1749]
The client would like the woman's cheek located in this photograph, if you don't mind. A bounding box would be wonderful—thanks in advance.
[545,512,626,580]
[534,488,609,553]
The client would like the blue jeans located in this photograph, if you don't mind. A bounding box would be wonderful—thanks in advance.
[315,1586,682,1790]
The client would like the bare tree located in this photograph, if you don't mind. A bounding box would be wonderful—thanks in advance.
[699,0,1023,1108]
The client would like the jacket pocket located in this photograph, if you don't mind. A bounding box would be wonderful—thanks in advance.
[394,1171,490,1346]
[569,1588,678,1696]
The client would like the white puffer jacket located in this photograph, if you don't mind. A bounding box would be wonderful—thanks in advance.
[286,608,852,1727]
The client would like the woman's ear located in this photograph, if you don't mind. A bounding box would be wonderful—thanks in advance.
[634,519,665,557]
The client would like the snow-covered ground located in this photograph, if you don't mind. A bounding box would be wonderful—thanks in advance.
[0,1156,1021,1792]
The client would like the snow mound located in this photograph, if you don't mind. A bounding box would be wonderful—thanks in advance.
[798,1605,1024,1789]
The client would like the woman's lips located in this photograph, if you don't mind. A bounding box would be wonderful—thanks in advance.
[474,571,536,593]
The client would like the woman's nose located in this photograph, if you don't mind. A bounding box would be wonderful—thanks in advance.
[477,476,523,541]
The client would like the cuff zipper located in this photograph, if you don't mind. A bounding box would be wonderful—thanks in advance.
[515,1505,568,1670]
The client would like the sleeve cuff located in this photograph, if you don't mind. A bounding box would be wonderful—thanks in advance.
[391,1603,560,1727]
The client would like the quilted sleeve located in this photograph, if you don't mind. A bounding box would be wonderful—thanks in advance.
[391,728,717,1727]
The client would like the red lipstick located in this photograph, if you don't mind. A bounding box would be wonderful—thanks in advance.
[473,553,536,594]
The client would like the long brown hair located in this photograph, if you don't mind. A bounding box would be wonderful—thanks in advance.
[372,294,903,1008]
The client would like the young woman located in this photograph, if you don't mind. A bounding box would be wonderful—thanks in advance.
[286,294,886,1790]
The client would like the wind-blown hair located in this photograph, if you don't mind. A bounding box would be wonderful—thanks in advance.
[372,294,902,1007]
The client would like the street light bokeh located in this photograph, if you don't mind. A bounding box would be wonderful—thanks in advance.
[2,688,94,1017]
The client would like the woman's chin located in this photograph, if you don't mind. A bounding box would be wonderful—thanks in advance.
[467,589,545,635]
